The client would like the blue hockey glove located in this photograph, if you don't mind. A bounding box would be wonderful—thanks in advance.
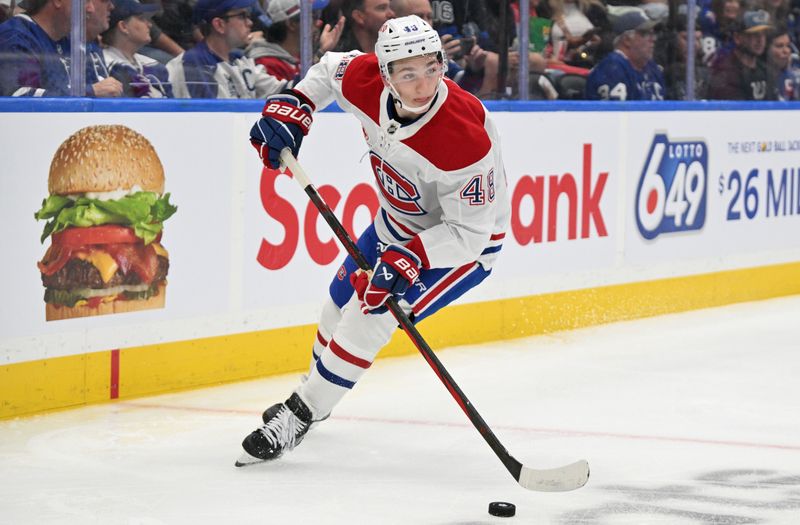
[250,90,314,169]
[349,244,422,314]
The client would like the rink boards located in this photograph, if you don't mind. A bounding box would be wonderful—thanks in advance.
[2,100,800,418]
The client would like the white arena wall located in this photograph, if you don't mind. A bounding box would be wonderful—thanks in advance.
[1,99,799,418]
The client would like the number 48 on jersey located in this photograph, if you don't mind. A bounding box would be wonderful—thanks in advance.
[635,134,708,240]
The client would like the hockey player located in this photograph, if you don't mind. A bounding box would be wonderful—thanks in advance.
[238,14,510,465]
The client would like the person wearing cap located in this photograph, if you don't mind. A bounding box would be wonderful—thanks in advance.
[102,0,173,97]
[709,9,775,100]
[166,0,287,98]
[246,0,345,81]
[0,0,81,95]
[584,9,665,100]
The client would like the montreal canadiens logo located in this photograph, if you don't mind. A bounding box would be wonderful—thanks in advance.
[369,152,425,215]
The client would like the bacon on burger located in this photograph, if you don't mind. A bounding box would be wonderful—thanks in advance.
[34,125,177,321]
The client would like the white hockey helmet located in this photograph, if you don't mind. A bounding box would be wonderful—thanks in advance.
[375,15,448,113]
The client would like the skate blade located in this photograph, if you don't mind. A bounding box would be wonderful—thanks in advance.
[234,451,268,467]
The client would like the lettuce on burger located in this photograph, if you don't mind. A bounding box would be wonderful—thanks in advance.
[35,125,177,321]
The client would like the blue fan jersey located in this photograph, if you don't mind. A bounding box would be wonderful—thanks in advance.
[0,15,70,96]
[0,15,114,97]
[585,51,666,101]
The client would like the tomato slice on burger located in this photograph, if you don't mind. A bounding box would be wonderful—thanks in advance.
[53,225,140,248]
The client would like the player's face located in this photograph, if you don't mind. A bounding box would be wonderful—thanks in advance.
[389,54,442,111]
[768,34,792,69]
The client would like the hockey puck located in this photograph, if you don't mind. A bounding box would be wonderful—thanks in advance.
[488,501,516,517]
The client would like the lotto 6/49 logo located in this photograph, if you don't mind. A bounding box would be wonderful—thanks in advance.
[635,134,708,240]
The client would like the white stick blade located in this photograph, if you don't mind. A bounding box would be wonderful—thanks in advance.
[518,460,590,492]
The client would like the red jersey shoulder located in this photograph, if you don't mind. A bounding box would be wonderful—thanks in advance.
[341,53,383,125]
[402,79,491,172]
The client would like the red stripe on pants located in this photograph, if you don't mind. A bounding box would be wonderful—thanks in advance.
[329,339,372,369]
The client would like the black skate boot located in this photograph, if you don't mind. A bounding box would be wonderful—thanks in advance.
[263,403,329,427]
[235,393,313,467]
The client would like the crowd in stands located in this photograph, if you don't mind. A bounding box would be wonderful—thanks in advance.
[1,0,799,100]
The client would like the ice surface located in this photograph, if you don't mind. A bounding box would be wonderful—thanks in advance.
[2,296,800,524]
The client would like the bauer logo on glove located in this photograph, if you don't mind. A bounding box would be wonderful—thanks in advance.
[349,244,422,314]
[250,89,315,169]
[262,100,313,133]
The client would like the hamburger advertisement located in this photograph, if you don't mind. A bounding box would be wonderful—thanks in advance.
[34,125,177,321]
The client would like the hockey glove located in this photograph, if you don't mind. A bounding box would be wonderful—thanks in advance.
[250,90,314,169]
[349,244,422,314]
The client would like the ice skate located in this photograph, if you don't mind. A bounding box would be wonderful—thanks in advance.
[263,403,329,429]
[235,393,312,467]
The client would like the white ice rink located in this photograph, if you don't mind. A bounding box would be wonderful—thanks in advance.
[2,296,800,524]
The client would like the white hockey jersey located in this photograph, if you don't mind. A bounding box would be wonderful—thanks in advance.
[294,52,510,270]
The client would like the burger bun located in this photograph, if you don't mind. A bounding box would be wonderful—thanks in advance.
[45,282,167,322]
[48,125,165,195]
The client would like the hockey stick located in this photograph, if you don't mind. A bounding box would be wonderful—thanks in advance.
[280,150,589,492]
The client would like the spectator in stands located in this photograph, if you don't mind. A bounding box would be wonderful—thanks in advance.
[698,0,740,66]
[766,25,800,100]
[150,0,197,53]
[0,0,78,96]
[137,0,186,63]
[479,0,562,98]
[763,0,790,30]
[84,0,124,97]
[549,0,610,68]
[391,0,475,85]
[392,0,461,62]
[335,0,394,52]
[246,0,345,81]
[657,12,710,99]
[512,0,553,54]
[584,9,665,100]
[167,0,288,98]
[1,0,14,24]
[788,0,800,47]
[102,0,172,97]
[708,9,775,100]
